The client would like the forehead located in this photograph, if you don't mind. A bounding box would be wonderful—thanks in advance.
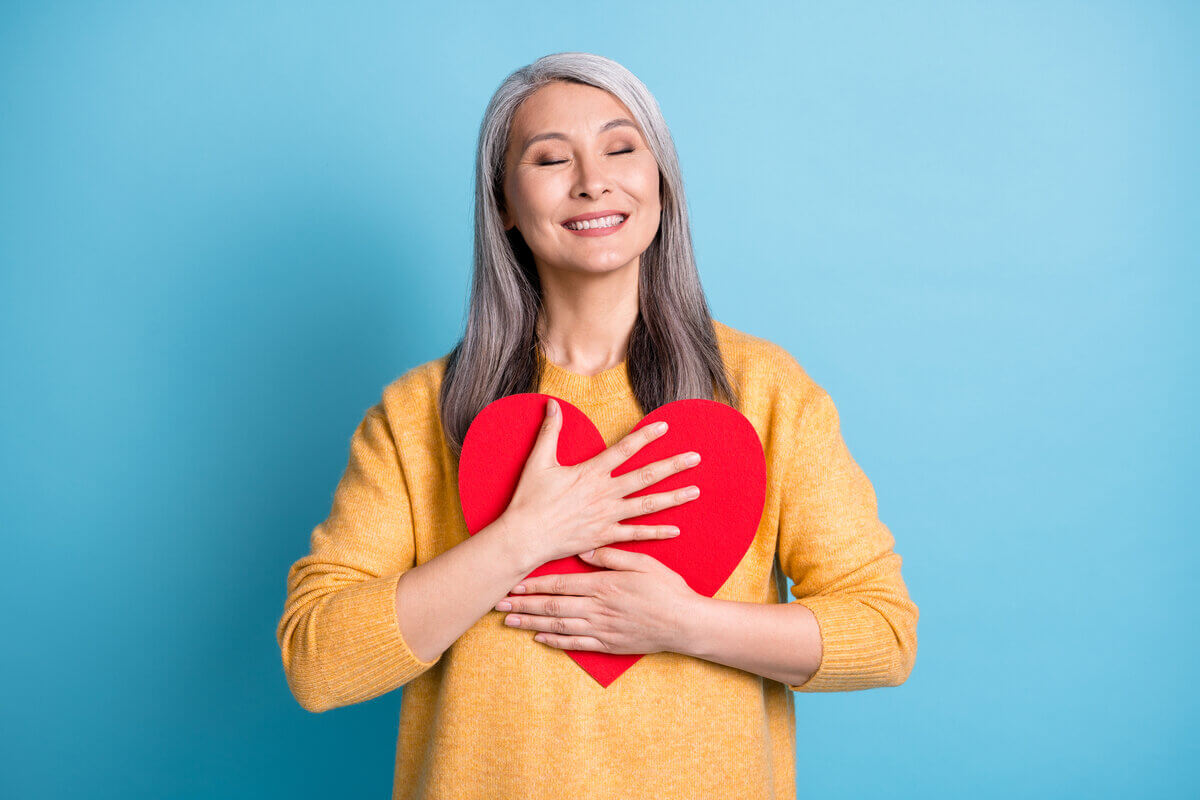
[509,81,639,142]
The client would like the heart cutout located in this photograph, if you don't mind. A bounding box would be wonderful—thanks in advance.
[458,393,766,688]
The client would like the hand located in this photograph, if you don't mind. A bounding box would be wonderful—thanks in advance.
[500,397,702,566]
[494,546,699,655]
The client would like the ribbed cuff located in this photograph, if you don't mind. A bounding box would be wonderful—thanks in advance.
[787,596,898,692]
[316,572,442,707]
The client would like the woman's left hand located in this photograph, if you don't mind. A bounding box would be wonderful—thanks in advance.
[495,547,699,655]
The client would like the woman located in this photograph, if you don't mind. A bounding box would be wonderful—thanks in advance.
[277,52,918,800]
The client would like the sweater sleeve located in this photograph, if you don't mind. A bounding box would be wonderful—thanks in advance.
[776,383,919,692]
[276,402,441,713]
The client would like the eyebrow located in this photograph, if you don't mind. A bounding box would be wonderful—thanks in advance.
[519,118,640,155]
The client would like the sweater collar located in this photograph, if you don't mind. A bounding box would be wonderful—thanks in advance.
[535,348,633,405]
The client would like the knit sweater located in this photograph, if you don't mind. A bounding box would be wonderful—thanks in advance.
[276,318,918,800]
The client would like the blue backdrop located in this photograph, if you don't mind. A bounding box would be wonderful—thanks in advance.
[2,2,1196,797]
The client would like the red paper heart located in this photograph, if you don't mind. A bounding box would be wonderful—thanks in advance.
[458,393,766,688]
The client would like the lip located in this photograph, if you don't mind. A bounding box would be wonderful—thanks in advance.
[560,210,630,237]
[561,209,629,224]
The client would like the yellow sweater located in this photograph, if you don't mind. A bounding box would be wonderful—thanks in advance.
[277,319,918,799]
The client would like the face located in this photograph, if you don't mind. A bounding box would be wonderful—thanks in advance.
[499,81,662,277]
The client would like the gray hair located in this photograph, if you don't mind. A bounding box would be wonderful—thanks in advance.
[439,51,737,459]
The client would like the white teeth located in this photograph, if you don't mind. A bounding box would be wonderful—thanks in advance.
[564,214,626,231]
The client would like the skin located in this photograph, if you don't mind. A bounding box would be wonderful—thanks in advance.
[483,80,824,686]
[498,79,658,374]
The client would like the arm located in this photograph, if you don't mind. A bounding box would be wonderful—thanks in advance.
[673,597,823,688]
[393,514,541,664]
[276,404,428,713]
[276,403,536,713]
[675,383,918,691]
[774,384,918,691]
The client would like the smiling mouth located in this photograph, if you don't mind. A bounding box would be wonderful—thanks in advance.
[561,213,629,234]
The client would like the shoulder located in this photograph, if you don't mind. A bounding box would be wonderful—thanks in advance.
[371,353,452,445]
[711,318,824,408]
[380,354,449,409]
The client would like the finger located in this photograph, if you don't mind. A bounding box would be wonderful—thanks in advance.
[619,484,700,521]
[580,545,657,571]
[527,396,564,467]
[612,448,701,498]
[592,419,669,476]
[607,523,682,543]
[496,594,590,619]
[503,611,590,636]
[533,632,609,652]
[512,571,598,597]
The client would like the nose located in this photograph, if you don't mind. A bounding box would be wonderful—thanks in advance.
[571,149,611,199]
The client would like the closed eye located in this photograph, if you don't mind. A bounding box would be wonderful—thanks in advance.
[537,148,636,167]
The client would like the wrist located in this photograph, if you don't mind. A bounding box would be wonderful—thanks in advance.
[488,511,544,578]
[670,592,712,657]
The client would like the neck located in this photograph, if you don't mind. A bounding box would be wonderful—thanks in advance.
[536,258,639,376]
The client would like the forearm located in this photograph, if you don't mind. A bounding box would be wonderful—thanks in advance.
[674,595,823,688]
[395,514,540,663]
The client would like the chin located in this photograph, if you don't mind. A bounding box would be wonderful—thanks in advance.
[569,255,639,274]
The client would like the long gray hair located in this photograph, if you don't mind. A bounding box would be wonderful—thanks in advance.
[439,52,737,459]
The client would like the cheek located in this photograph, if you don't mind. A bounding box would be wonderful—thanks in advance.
[632,170,661,218]
[635,207,661,243]
[630,166,661,213]
[510,175,563,228]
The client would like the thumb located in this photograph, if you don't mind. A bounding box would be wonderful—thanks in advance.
[579,546,642,570]
[527,396,563,467]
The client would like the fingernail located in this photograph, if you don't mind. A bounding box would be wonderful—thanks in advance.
[496,600,512,611]
[547,399,557,416]
[684,486,700,498]
[512,585,526,593]
[655,421,668,434]
[684,452,700,465]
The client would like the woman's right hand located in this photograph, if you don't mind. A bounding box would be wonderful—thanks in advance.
[499,397,702,566]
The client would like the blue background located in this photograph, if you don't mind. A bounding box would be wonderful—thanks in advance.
[2,1,1196,797]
